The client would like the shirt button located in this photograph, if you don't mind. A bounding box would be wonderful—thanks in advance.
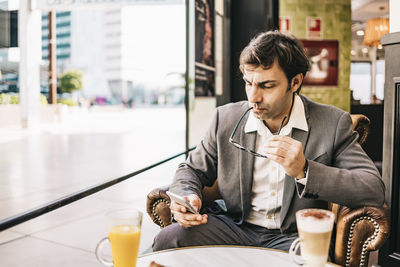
[267,215,273,219]
[271,192,276,197]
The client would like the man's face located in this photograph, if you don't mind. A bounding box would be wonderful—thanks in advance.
[243,60,296,122]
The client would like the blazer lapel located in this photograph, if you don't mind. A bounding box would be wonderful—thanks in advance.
[238,119,256,221]
[280,97,311,225]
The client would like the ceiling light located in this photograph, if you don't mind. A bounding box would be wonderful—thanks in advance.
[362,47,369,54]
[378,44,383,49]
[351,50,356,56]
[356,30,364,36]
[363,18,390,47]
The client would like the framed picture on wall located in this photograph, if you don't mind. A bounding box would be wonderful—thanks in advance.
[301,40,339,86]
[195,0,215,97]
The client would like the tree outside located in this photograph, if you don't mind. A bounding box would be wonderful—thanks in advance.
[60,70,83,94]
[59,70,84,106]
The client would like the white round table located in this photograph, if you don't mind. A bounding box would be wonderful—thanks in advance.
[137,246,339,267]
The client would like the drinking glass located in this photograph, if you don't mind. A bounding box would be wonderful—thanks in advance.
[96,209,143,267]
[289,208,335,267]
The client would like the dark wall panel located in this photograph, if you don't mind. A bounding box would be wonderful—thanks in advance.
[229,0,279,103]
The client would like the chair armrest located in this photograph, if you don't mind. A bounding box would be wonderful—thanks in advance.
[350,114,371,146]
[146,188,172,228]
[333,203,390,267]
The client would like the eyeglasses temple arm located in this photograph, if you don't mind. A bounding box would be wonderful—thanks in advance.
[229,107,253,140]
[277,115,287,135]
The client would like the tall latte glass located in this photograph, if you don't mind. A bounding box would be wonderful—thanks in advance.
[289,209,335,267]
[96,209,143,267]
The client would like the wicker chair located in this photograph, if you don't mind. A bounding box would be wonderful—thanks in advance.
[146,114,390,267]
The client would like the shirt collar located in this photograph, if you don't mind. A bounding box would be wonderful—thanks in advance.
[244,94,308,134]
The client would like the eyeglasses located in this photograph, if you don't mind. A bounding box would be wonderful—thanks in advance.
[229,107,287,158]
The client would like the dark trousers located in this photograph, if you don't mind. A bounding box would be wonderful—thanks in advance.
[152,214,298,252]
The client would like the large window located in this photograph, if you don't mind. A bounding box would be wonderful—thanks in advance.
[0,2,187,214]
[350,60,385,104]
[350,62,371,104]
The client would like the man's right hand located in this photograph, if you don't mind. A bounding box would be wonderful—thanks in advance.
[170,194,208,228]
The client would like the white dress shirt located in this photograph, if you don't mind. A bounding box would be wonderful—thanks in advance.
[244,94,308,228]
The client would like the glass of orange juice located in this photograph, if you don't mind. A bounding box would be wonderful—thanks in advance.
[96,209,143,267]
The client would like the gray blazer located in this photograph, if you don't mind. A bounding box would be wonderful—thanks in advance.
[170,95,385,234]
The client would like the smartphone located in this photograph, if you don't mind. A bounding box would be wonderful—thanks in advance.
[166,191,199,214]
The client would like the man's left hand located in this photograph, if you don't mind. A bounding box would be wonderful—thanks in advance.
[264,135,306,179]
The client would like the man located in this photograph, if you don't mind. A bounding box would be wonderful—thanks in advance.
[153,31,385,251]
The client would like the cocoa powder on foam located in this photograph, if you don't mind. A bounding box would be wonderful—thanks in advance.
[302,210,330,220]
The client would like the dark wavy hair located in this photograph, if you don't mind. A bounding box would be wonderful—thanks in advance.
[239,31,311,92]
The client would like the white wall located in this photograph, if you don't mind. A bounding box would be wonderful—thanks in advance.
[390,0,400,33]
